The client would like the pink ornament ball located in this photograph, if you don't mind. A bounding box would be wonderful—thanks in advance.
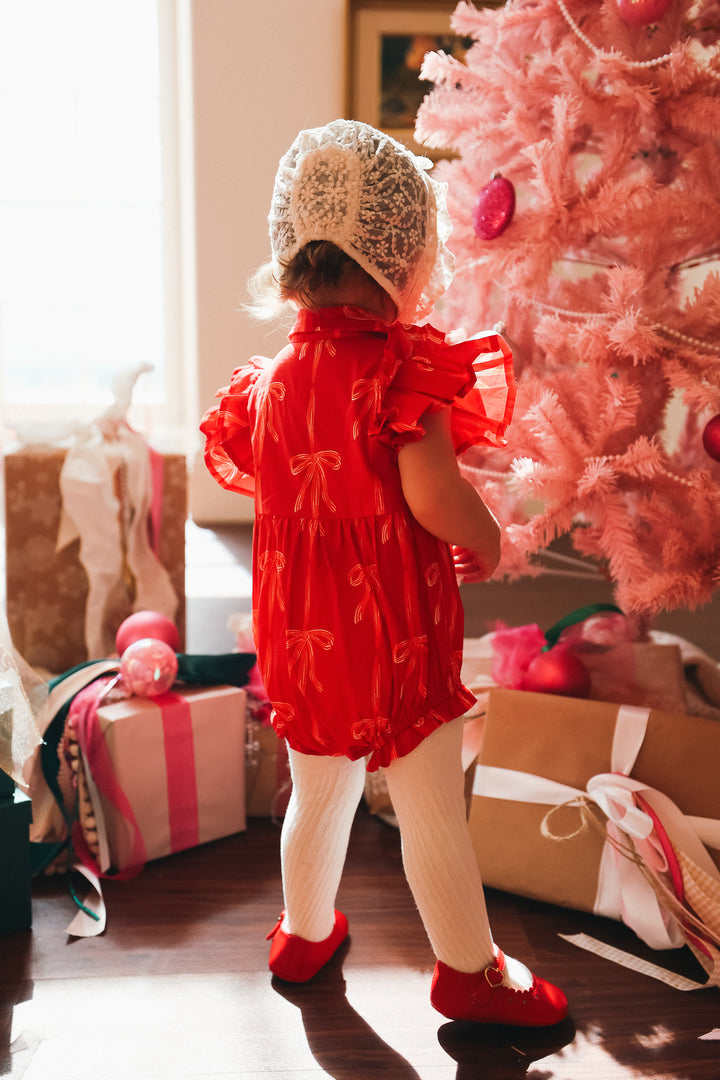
[473,175,516,240]
[615,0,672,24]
[116,611,180,656]
[702,413,720,462]
[120,638,178,698]
[522,649,591,699]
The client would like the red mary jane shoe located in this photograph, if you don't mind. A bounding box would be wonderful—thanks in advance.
[431,948,568,1027]
[266,910,349,982]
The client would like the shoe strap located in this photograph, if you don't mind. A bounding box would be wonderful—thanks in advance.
[485,947,506,988]
[266,912,286,941]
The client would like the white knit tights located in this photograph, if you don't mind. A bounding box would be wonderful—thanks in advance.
[280,719,527,977]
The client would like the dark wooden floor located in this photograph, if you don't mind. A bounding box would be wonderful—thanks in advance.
[3,523,719,1079]
[2,810,719,1079]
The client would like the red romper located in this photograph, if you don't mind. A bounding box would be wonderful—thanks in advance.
[201,306,514,771]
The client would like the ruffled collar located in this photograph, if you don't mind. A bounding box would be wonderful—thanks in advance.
[288,305,454,360]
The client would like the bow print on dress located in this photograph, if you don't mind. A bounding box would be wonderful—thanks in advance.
[286,628,335,692]
[348,563,382,626]
[299,338,336,439]
[393,635,428,699]
[271,702,296,739]
[349,562,384,709]
[351,715,393,750]
[425,562,443,625]
[258,550,287,612]
[256,381,285,444]
[290,450,342,515]
[351,370,392,439]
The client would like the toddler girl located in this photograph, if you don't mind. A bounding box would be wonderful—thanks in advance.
[201,119,568,1027]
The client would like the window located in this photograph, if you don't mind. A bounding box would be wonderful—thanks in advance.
[0,0,190,437]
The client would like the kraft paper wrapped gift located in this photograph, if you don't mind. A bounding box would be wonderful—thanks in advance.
[245,717,291,818]
[469,688,720,970]
[5,445,186,673]
[78,684,247,873]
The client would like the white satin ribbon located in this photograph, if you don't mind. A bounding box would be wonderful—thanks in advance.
[472,705,720,951]
[57,425,178,659]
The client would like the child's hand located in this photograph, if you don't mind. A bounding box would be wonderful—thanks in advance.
[452,546,494,584]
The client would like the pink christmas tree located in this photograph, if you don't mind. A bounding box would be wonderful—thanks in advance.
[416,0,720,631]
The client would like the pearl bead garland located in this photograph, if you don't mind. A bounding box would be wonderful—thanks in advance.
[556,0,675,68]
[653,323,720,353]
[591,452,697,487]
[487,278,720,355]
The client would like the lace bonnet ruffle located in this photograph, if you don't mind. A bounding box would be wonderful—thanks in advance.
[268,119,454,323]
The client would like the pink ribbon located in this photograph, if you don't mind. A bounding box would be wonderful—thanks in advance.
[70,679,147,879]
[156,690,200,853]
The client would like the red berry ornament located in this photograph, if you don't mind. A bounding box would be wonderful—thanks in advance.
[116,610,180,656]
[616,0,672,24]
[522,648,591,698]
[473,175,516,240]
[702,413,720,462]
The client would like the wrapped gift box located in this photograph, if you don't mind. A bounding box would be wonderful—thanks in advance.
[82,685,246,873]
[5,446,186,673]
[469,688,720,927]
[245,718,291,818]
[0,789,33,934]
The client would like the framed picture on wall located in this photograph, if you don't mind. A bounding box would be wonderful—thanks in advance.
[346,0,499,158]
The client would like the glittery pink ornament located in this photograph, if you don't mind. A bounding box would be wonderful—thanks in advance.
[616,0,672,24]
[120,638,178,698]
[702,413,720,462]
[473,175,516,240]
[116,610,180,655]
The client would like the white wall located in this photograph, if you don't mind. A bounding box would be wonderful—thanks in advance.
[189,0,347,523]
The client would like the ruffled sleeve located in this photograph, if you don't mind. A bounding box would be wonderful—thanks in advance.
[373,323,516,455]
[200,360,262,498]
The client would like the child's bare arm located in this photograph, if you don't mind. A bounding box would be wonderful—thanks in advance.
[397,408,501,580]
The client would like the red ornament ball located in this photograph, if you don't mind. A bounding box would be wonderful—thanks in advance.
[522,649,591,699]
[615,0,672,24]
[702,413,720,462]
[473,175,516,240]
[120,638,178,698]
[116,611,180,656]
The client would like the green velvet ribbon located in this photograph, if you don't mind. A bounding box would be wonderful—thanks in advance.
[542,603,625,652]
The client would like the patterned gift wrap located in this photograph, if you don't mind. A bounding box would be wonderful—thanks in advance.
[5,446,186,672]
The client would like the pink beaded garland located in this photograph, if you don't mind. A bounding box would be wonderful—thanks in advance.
[522,649,591,698]
[615,0,672,24]
[120,638,179,698]
[472,175,516,240]
[702,413,720,462]
[116,610,180,656]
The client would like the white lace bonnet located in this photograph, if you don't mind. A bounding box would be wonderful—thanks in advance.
[268,119,455,323]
